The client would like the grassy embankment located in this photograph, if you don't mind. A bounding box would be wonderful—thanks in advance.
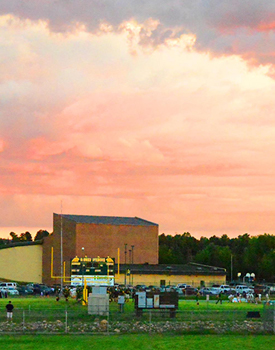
[0,334,274,350]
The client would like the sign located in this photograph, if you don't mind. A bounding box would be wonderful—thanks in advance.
[135,291,178,310]
[154,294,160,308]
[71,275,114,287]
[71,256,115,286]
[118,296,125,305]
[147,298,153,308]
[137,292,146,308]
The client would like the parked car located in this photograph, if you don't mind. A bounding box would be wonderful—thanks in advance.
[4,287,19,296]
[253,285,269,295]
[211,284,221,292]
[147,285,159,291]
[164,285,177,292]
[235,285,254,294]
[177,284,191,289]
[185,287,198,295]
[17,285,33,295]
[135,285,147,291]
[267,285,275,294]
[200,287,220,296]
[0,282,18,289]
[219,285,231,294]
[32,284,53,295]
[175,287,184,295]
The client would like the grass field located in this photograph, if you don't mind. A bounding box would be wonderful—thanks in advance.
[0,295,266,319]
[0,295,267,311]
[0,296,273,335]
[0,297,274,347]
[0,334,274,350]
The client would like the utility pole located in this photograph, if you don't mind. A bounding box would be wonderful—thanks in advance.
[124,243,127,287]
[124,243,127,264]
[129,249,132,265]
[60,201,63,292]
[231,254,233,282]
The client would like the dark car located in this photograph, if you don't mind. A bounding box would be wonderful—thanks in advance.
[17,285,33,295]
[32,284,53,295]
[135,285,147,291]
[185,287,198,295]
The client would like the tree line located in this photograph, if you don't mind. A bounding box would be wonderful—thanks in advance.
[159,232,275,282]
[0,230,50,244]
[1,229,275,282]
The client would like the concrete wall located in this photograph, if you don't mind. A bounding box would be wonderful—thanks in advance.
[0,245,42,283]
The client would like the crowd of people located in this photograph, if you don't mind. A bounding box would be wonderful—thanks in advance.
[227,292,270,304]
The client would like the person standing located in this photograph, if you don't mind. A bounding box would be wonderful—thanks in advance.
[6,301,14,321]
[216,292,222,304]
[196,291,200,305]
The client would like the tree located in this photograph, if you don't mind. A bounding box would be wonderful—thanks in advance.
[34,230,50,241]
[19,232,32,241]
[159,231,275,282]
[9,232,20,242]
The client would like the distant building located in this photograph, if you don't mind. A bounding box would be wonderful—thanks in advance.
[0,213,227,287]
[42,214,159,285]
[0,241,42,283]
[116,263,226,287]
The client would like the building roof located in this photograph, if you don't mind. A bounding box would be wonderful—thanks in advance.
[115,262,226,276]
[55,214,158,226]
[0,240,43,250]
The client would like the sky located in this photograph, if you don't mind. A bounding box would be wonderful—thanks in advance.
[1,1,275,239]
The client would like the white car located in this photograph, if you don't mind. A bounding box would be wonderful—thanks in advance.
[235,285,254,294]
[219,285,231,293]
[200,287,220,295]
[4,287,19,295]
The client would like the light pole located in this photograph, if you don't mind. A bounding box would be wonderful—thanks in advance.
[237,272,241,283]
[124,243,127,264]
[242,272,255,284]
[230,254,233,282]
[124,244,127,287]
[131,245,135,285]
[243,273,250,284]
[60,204,63,292]
[243,272,255,283]
[129,249,132,264]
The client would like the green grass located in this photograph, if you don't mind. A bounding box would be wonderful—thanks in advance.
[0,296,271,325]
[0,334,274,350]
[0,295,265,311]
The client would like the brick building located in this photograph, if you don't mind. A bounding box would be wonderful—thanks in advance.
[42,214,159,285]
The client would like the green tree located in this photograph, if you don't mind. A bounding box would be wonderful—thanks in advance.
[10,232,20,242]
[34,230,50,241]
[19,231,32,241]
[159,231,275,282]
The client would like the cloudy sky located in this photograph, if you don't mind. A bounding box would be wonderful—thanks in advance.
[1,0,275,239]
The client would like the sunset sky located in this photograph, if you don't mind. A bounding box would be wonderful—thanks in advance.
[1,1,275,239]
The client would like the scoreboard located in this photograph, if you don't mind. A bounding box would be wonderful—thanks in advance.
[71,256,115,286]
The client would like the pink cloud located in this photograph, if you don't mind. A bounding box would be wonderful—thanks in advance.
[1,12,275,238]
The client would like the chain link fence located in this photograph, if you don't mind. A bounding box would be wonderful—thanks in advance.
[0,304,274,334]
